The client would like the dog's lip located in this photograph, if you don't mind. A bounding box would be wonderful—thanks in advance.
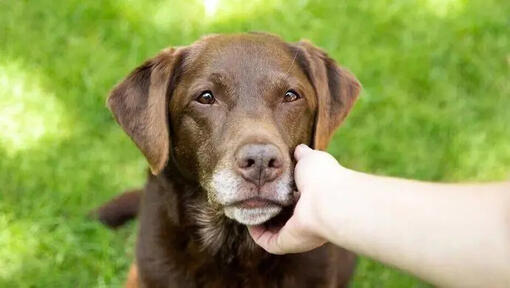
[228,197,284,209]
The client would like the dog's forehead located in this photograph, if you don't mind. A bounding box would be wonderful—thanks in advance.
[186,34,296,74]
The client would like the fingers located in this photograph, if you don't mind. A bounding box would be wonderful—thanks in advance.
[294,144,313,161]
[247,225,285,254]
[248,221,325,255]
[248,220,303,255]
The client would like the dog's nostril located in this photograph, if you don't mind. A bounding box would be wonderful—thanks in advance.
[238,158,256,169]
[268,158,281,168]
[246,159,255,168]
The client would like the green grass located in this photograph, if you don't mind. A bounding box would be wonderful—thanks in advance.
[0,0,508,287]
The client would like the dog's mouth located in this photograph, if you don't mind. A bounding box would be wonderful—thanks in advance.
[229,197,283,209]
[222,195,296,226]
[208,167,297,226]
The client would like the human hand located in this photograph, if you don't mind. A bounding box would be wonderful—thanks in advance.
[247,144,348,254]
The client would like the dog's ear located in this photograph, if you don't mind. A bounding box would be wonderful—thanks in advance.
[107,48,185,174]
[293,41,361,150]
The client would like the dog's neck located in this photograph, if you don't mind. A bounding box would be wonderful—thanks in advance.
[155,165,268,265]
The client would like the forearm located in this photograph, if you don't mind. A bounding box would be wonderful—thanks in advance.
[318,174,510,287]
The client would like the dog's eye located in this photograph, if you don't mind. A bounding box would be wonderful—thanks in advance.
[283,90,301,103]
[196,91,215,105]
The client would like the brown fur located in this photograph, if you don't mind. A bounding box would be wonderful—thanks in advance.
[102,33,360,288]
[92,189,141,228]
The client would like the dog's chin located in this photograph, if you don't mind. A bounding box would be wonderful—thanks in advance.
[224,205,282,225]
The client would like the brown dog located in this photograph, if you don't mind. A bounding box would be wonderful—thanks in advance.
[102,32,360,287]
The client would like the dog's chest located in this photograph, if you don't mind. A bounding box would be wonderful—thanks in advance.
[137,178,356,288]
[139,243,346,288]
[171,252,334,288]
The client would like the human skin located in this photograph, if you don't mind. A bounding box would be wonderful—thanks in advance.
[248,144,510,288]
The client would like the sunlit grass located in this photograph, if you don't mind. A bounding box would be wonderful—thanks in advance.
[205,0,280,20]
[422,0,465,17]
[0,62,69,154]
[203,0,220,16]
[115,0,281,31]
[0,213,39,280]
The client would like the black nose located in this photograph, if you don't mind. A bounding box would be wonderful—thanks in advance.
[235,144,283,186]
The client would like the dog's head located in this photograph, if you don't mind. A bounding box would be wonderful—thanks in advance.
[108,33,360,226]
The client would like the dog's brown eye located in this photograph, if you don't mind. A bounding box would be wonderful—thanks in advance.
[196,91,215,105]
[284,90,300,102]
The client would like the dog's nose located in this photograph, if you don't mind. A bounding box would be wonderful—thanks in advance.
[235,144,283,186]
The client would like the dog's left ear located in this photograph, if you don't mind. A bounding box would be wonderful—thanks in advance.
[293,41,361,150]
[107,48,185,174]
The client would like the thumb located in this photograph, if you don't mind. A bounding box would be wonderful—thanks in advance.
[294,144,313,161]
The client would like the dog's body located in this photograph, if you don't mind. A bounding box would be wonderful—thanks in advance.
[99,33,361,287]
[133,172,356,287]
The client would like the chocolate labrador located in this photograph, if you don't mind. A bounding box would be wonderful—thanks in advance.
[98,32,361,288]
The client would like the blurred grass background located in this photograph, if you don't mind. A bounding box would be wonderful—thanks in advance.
[0,0,509,287]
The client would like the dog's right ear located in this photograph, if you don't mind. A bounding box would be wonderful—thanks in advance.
[107,48,185,175]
